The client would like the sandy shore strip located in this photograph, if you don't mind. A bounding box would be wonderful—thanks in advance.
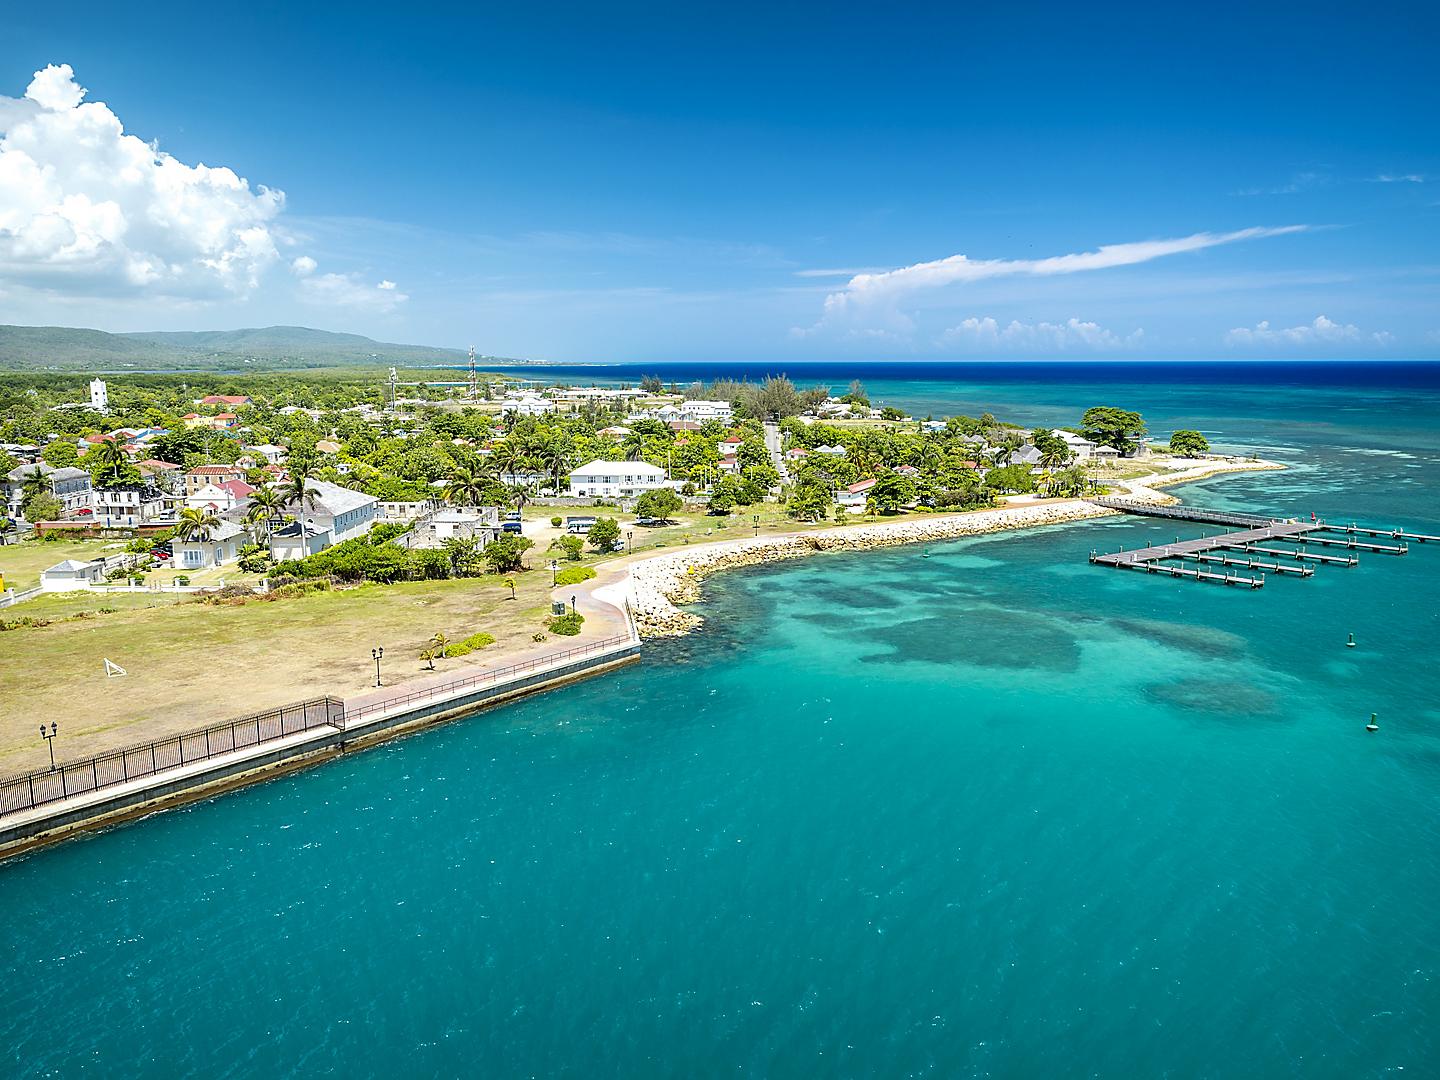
[624,457,1284,637]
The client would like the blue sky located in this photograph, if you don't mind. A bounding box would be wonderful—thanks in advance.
[1,1,1437,360]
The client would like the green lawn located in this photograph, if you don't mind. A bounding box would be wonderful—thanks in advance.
[0,538,132,593]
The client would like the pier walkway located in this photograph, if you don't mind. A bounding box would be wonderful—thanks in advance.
[1090,501,1424,590]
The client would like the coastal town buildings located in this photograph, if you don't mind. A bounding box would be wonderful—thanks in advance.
[3,463,93,519]
[184,465,246,495]
[265,480,380,560]
[568,460,668,498]
[172,519,248,568]
[92,484,169,527]
[39,558,106,592]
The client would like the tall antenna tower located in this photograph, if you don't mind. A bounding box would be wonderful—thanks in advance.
[467,345,478,399]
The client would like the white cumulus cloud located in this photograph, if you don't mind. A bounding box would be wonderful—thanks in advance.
[941,316,1144,352]
[0,63,285,298]
[802,225,1308,336]
[1225,315,1392,347]
[290,255,317,276]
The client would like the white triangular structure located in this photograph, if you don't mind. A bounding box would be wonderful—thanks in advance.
[104,658,127,678]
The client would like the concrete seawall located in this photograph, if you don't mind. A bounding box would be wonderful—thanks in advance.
[0,636,641,861]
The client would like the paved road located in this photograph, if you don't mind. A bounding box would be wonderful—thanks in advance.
[763,420,788,481]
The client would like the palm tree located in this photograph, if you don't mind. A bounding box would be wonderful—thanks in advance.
[88,438,129,485]
[175,506,220,543]
[245,487,284,539]
[280,470,318,516]
[1039,445,1071,472]
[621,433,647,462]
[445,467,486,506]
[509,481,535,514]
[491,439,528,483]
[539,440,572,492]
[20,466,50,504]
[430,632,450,663]
[503,576,517,600]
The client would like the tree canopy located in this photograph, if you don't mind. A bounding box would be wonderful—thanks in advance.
[1081,407,1147,454]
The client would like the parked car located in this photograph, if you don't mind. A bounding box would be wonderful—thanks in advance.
[502,521,523,534]
[503,510,522,521]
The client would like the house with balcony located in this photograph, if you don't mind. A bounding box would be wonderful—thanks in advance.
[4,464,93,519]
[567,460,668,499]
[93,484,168,527]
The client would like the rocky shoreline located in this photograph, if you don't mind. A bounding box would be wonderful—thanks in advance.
[624,457,1284,638]
[626,499,1113,637]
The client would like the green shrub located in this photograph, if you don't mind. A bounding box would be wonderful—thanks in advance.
[444,630,496,657]
[550,515,563,527]
[265,579,330,601]
[554,565,596,586]
[547,612,585,636]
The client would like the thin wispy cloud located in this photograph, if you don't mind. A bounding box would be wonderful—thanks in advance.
[1367,173,1425,184]
[1232,172,1326,197]
[801,225,1309,337]
[792,267,884,278]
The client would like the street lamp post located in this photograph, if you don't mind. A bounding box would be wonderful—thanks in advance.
[570,594,577,615]
[39,722,58,771]
[753,514,761,537]
[626,530,633,554]
[371,646,384,688]
[550,559,559,587]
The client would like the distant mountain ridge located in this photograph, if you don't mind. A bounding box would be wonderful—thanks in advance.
[0,324,513,371]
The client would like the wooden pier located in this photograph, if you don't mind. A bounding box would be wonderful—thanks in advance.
[1088,501,1431,591]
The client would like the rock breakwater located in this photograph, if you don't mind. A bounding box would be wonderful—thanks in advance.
[627,500,1113,638]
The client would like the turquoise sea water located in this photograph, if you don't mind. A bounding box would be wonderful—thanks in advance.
[5,364,1440,1077]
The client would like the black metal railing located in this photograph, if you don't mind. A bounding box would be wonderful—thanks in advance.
[0,697,345,819]
[344,634,636,725]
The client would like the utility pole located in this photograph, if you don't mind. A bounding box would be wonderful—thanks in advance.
[467,345,478,400]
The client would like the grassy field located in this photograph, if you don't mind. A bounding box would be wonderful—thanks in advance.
[0,571,565,773]
[0,538,132,592]
[1,496,1054,774]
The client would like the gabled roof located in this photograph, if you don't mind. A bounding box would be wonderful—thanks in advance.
[188,464,244,475]
[174,519,245,543]
[306,479,379,515]
[846,478,878,494]
[45,559,101,573]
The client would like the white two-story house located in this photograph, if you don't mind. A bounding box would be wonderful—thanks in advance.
[568,460,668,499]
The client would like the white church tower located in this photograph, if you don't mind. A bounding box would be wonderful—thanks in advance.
[89,378,109,413]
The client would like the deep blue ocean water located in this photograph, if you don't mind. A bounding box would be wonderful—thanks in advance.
[4,362,1440,1077]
